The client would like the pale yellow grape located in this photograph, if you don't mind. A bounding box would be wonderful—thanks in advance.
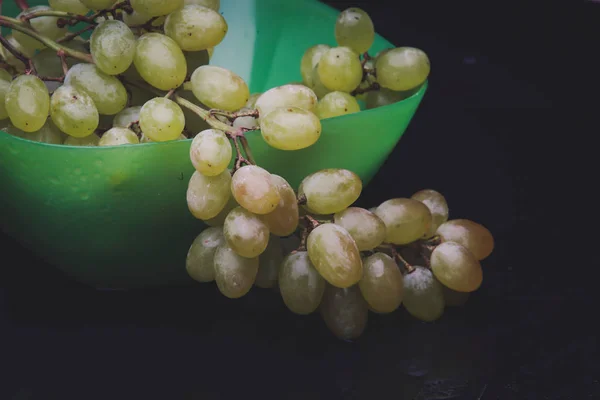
[374,198,432,245]
[254,84,317,117]
[3,120,64,144]
[122,9,152,26]
[50,85,99,138]
[5,75,49,133]
[130,0,183,16]
[184,0,220,11]
[140,133,186,142]
[113,106,141,128]
[190,66,249,111]
[259,174,299,237]
[64,133,100,146]
[65,64,127,115]
[0,36,35,72]
[0,80,11,120]
[259,106,321,151]
[0,69,12,82]
[298,169,362,215]
[316,91,360,119]
[333,207,386,251]
[138,97,185,141]
[13,6,67,50]
[203,195,238,227]
[307,223,362,288]
[187,169,231,220]
[411,189,449,239]
[279,251,325,314]
[436,219,495,261]
[320,284,368,341]
[255,235,283,289]
[430,242,482,293]
[189,129,232,176]
[80,0,117,9]
[300,44,330,88]
[186,226,225,283]
[223,206,270,258]
[98,127,139,146]
[49,0,89,14]
[359,252,404,313]
[213,244,259,299]
[317,47,362,92]
[335,8,374,55]
[310,64,332,98]
[230,165,280,215]
[403,266,445,322]
[246,93,262,108]
[90,20,136,75]
[134,33,187,90]
[165,5,227,51]
[232,113,258,130]
[376,47,431,91]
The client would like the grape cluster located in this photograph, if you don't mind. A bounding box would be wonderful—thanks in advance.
[0,1,494,341]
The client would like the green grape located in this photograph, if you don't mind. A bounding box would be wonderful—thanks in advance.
[113,106,141,128]
[376,47,431,91]
[165,5,227,51]
[190,66,249,111]
[333,207,386,251]
[317,47,362,93]
[133,33,187,91]
[223,206,270,258]
[0,80,11,120]
[403,266,445,322]
[246,92,262,109]
[430,242,482,292]
[130,0,183,17]
[50,85,99,138]
[300,44,330,88]
[189,129,232,176]
[0,36,35,72]
[80,0,117,10]
[310,64,332,99]
[298,169,362,215]
[259,106,321,151]
[365,86,421,109]
[320,284,368,341]
[279,251,326,314]
[442,285,470,307]
[64,133,100,146]
[49,0,89,14]
[436,219,494,261]
[359,252,404,313]
[32,39,88,79]
[122,9,152,26]
[5,75,50,133]
[140,133,186,142]
[90,20,136,75]
[411,189,449,239]
[316,91,360,120]
[98,127,139,146]
[374,198,432,245]
[138,97,185,141]
[3,119,64,144]
[254,84,317,117]
[186,226,225,283]
[334,8,374,55]
[255,235,284,289]
[65,63,127,115]
[213,244,259,299]
[232,112,258,130]
[0,69,12,82]
[184,50,210,73]
[203,195,238,227]
[307,223,362,288]
[259,174,299,237]
[13,6,67,51]
[230,165,280,215]
[184,0,220,11]
[187,169,232,220]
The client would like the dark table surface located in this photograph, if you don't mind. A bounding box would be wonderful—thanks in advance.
[1,1,594,399]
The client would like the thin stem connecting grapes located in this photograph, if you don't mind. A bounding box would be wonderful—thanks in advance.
[0,33,35,73]
[209,108,260,122]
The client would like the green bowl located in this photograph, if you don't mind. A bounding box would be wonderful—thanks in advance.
[0,0,427,288]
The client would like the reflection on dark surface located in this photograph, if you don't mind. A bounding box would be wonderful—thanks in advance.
[1,0,595,399]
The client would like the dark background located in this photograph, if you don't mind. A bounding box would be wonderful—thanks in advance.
[1,1,593,399]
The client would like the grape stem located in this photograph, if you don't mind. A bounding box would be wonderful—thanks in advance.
[14,0,29,11]
[0,33,35,73]
[19,1,131,26]
[129,16,163,34]
[57,25,95,43]
[0,16,94,64]
[57,49,69,76]
[351,81,380,96]
[376,243,416,274]
[297,194,307,206]
[209,108,260,122]
[164,89,175,99]
[293,215,321,252]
